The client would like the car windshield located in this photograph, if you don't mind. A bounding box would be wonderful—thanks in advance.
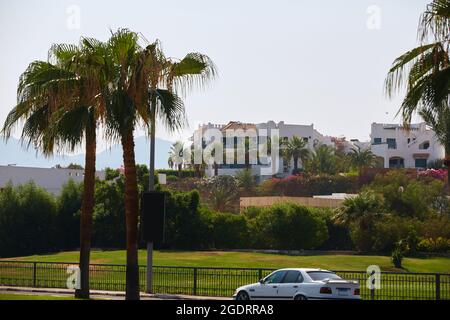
[307,271,341,281]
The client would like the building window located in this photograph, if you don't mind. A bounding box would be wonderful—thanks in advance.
[373,138,382,145]
[419,141,430,150]
[415,159,427,168]
[387,138,397,149]
[389,157,404,168]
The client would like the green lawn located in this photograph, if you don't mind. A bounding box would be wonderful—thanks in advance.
[2,250,450,273]
[0,293,77,300]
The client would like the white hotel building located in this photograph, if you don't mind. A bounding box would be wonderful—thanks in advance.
[370,122,444,169]
[191,121,445,179]
[192,120,335,180]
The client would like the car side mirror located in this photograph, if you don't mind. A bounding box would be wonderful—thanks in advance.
[259,279,265,284]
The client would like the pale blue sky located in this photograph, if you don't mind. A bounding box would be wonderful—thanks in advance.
[0,0,429,147]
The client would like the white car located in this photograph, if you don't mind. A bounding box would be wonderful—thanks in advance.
[233,268,360,300]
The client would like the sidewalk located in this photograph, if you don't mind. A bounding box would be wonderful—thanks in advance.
[0,286,230,300]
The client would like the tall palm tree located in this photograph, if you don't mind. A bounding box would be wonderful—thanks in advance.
[139,41,217,191]
[282,136,310,174]
[1,39,107,299]
[104,30,191,299]
[348,146,377,180]
[385,0,449,181]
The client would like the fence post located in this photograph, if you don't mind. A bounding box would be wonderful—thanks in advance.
[193,268,197,296]
[370,288,375,300]
[436,274,440,300]
[258,269,263,281]
[33,262,37,287]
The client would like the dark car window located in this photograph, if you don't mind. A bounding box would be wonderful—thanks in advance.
[307,271,341,281]
[264,271,287,284]
[282,271,303,283]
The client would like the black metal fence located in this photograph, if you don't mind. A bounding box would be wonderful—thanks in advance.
[0,261,449,300]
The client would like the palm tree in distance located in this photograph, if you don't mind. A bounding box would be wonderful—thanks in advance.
[169,141,188,173]
[1,38,108,299]
[385,0,449,183]
[348,145,377,181]
[282,136,310,174]
[306,144,337,175]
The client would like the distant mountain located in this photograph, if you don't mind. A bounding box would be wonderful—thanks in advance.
[0,136,173,170]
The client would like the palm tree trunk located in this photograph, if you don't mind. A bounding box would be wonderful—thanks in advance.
[445,152,450,192]
[121,129,140,300]
[148,102,156,191]
[75,126,96,299]
[293,156,298,173]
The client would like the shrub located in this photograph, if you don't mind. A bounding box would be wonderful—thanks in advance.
[205,210,249,249]
[259,174,358,197]
[163,190,211,249]
[369,170,447,218]
[55,180,82,250]
[0,182,57,257]
[244,203,328,250]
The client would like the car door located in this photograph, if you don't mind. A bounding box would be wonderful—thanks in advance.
[277,270,304,299]
[252,270,287,299]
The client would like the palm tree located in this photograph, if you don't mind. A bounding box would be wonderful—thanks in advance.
[348,146,377,180]
[169,141,187,173]
[104,30,196,299]
[140,41,217,191]
[282,136,310,174]
[1,39,107,299]
[385,0,449,181]
[306,144,337,175]
[333,191,384,251]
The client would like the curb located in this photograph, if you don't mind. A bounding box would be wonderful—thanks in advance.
[0,286,229,300]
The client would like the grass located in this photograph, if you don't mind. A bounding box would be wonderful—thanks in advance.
[0,293,77,300]
[3,250,450,273]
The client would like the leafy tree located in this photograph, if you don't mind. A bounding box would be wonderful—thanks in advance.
[370,170,447,218]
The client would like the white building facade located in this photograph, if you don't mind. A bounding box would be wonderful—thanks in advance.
[0,165,105,195]
[370,122,444,169]
[193,121,335,180]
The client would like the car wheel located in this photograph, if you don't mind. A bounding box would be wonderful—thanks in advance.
[236,291,250,300]
[294,295,307,301]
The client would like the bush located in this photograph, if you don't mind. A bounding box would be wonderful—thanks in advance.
[244,203,328,250]
[157,169,195,179]
[417,237,450,252]
[369,170,447,218]
[259,174,358,197]
[163,190,211,249]
[205,210,249,249]
[0,182,58,257]
[92,177,126,248]
[55,180,82,250]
